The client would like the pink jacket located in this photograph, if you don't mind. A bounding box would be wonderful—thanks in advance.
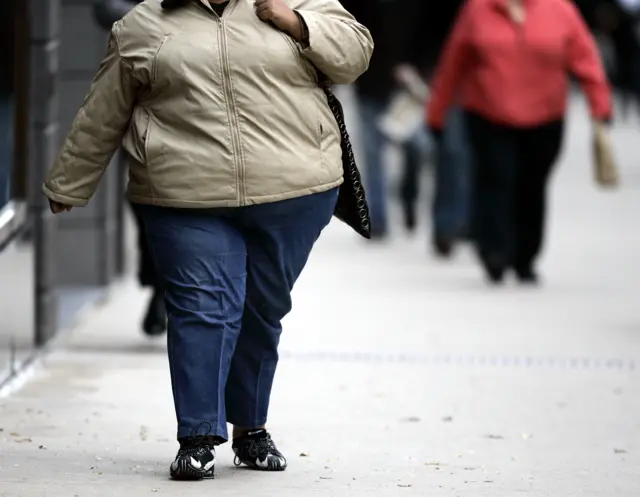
[427,0,613,129]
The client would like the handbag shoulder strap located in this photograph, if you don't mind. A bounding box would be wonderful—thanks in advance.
[319,84,355,167]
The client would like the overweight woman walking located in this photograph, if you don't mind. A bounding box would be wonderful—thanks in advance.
[43,0,372,480]
[427,0,613,284]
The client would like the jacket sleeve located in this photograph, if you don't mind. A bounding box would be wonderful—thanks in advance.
[425,0,473,130]
[566,3,613,121]
[294,0,374,84]
[43,24,139,207]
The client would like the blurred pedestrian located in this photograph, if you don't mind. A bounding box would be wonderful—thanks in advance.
[94,0,139,25]
[427,0,613,284]
[592,0,640,116]
[94,0,166,337]
[416,0,474,256]
[378,63,432,233]
[44,0,371,481]
[340,0,423,239]
[431,104,472,257]
[380,0,474,251]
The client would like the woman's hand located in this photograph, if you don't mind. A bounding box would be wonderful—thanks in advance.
[254,0,302,41]
[49,199,73,214]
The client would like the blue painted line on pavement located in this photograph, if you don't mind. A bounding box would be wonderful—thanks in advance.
[279,351,637,372]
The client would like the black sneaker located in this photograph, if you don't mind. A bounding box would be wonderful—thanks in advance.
[478,251,506,284]
[232,430,287,471]
[515,265,539,285]
[433,235,455,258]
[402,202,417,233]
[170,436,216,480]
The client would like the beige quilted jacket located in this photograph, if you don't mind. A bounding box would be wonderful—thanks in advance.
[43,0,373,208]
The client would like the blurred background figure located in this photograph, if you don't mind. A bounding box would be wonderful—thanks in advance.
[94,0,139,24]
[0,1,13,208]
[416,1,473,258]
[379,63,432,234]
[373,0,474,256]
[93,0,166,337]
[430,104,472,258]
[589,0,640,117]
[427,0,614,284]
[341,0,426,239]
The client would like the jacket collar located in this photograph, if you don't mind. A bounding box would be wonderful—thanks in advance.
[194,0,237,12]
[195,0,232,10]
[196,0,212,10]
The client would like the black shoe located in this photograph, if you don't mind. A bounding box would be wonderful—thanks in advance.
[232,430,287,471]
[515,266,539,285]
[170,436,216,481]
[485,264,505,284]
[143,290,167,337]
[402,203,417,233]
[433,236,454,258]
[479,253,505,284]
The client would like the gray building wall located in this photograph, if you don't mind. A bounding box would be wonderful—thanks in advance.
[53,0,123,287]
[28,0,126,344]
[29,0,61,344]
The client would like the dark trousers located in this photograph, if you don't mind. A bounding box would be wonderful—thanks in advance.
[432,107,472,240]
[134,189,337,442]
[398,129,425,214]
[465,112,564,270]
[400,129,431,217]
[129,198,158,288]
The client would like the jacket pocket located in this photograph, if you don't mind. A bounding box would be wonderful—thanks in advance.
[143,112,158,165]
[152,35,171,83]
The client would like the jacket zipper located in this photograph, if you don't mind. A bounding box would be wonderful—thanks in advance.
[218,19,245,205]
[202,2,245,205]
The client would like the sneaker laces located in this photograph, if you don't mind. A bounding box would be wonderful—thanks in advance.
[233,433,281,467]
[254,434,277,454]
[179,443,213,459]
[179,422,216,456]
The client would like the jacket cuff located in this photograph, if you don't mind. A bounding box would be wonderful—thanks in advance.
[293,10,319,55]
[42,184,90,207]
[293,11,310,49]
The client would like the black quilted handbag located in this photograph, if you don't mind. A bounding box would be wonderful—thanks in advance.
[320,82,372,239]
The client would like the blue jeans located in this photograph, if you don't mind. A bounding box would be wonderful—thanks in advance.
[0,97,12,207]
[357,96,388,233]
[432,107,472,240]
[135,188,338,442]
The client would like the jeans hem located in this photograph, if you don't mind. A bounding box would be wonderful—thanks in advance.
[225,414,268,430]
[177,425,228,444]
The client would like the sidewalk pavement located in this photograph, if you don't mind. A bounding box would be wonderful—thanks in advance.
[1,99,640,497]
